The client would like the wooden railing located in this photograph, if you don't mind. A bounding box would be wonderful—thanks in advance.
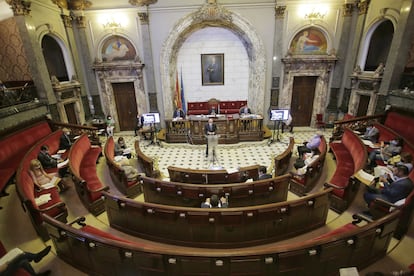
[103,188,332,248]
[140,174,290,207]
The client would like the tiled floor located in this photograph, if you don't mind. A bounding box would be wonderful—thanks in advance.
[0,127,413,275]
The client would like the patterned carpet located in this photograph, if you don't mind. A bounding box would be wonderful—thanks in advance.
[108,127,332,179]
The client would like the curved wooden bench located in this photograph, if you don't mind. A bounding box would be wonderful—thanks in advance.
[43,209,401,276]
[103,188,331,248]
[134,140,160,178]
[140,174,290,207]
[0,119,52,195]
[289,136,327,196]
[167,165,260,184]
[15,129,68,241]
[325,128,367,213]
[69,134,108,215]
[104,137,141,197]
[274,137,294,176]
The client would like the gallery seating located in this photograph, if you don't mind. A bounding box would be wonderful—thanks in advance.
[383,108,414,144]
[0,119,52,195]
[140,174,290,207]
[42,208,401,276]
[289,136,327,196]
[103,188,331,248]
[69,134,108,215]
[273,137,295,176]
[325,127,367,213]
[0,240,31,276]
[167,165,260,184]
[104,137,141,197]
[15,129,68,241]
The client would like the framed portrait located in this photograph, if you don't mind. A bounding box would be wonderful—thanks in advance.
[201,53,224,85]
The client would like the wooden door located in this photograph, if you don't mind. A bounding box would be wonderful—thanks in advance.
[357,95,370,117]
[64,102,77,124]
[290,76,317,126]
[112,82,138,131]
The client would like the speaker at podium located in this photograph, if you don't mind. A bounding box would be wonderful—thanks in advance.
[206,134,220,165]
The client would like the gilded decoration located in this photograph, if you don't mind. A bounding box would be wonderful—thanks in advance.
[61,14,72,28]
[358,1,370,15]
[68,0,92,10]
[275,5,286,19]
[342,3,354,17]
[51,0,67,9]
[74,15,86,28]
[129,0,157,7]
[138,12,149,24]
[192,2,232,24]
[5,0,31,16]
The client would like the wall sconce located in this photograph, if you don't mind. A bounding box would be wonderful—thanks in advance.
[103,17,122,31]
[304,9,327,24]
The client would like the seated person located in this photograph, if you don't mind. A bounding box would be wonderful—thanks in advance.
[59,128,72,150]
[38,145,68,178]
[173,107,185,119]
[201,194,228,208]
[367,137,403,169]
[239,105,251,116]
[361,121,379,143]
[0,245,51,276]
[372,152,413,187]
[208,106,218,115]
[114,158,139,182]
[293,148,320,176]
[297,132,322,158]
[114,137,131,159]
[363,165,414,206]
[258,166,272,180]
[29,159,67,192]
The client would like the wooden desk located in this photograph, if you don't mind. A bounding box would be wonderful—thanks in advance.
[165,114,263,144]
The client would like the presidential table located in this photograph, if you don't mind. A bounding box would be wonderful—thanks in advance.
[165,114,263,144]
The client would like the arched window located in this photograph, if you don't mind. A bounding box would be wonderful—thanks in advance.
[364,20,394,71]
[41,35,69,81]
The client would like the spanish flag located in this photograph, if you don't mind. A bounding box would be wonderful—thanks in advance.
[174,70,182,109]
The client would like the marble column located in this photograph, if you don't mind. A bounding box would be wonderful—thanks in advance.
[329,3,355,111]
[138,11,158,112]
[379,0,414,93]
[70,12,101,117]
[339,1,366,111]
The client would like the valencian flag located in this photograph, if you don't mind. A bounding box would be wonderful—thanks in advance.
[180,69,186,114]
[174,70,182,109]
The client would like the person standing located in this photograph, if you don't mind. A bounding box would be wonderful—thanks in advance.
[204,118,217,158]
[106,115,115,137]
[59,128,72,150]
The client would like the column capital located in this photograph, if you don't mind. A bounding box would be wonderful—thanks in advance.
[358,0,370,15]
[129,0,157,7]
[342,3,355,17]
[61,14,73,28]
[275,5,286,19]
[138,12,149,24]
[74,15,86,28]
[5,0,31,16]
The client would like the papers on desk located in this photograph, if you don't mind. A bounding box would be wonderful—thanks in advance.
[58,159,69,168]
[35,193,52,206]
[226,167,239,174]
[57,149,66,154]
[354,169,375,185]
[73,135,81,140]
[123,148,132,155]
[41,176,61,189]
[0,248,24,266]
[51,154,61,159]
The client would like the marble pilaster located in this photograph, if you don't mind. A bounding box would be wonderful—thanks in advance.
[138,10,158,112]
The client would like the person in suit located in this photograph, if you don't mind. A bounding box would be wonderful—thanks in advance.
[134,114,144,137]
[59,128,72,150]
[258,166,272,180]
[201,194,228,208]
[38,145,68,179]
[361,121,379,143]
[204,118,217,157]
[173,107,185,119]
[363,165,414,205]
[208,106,217,115]
[239,105,251,116]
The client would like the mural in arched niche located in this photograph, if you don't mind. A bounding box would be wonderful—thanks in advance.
[290,27,327,55]
[101,35,136,62]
